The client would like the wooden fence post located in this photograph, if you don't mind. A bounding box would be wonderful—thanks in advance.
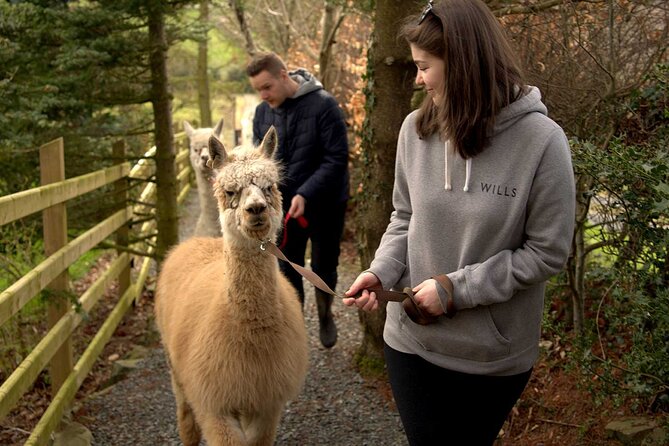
[113,140,131,300]
[39,137,73,396]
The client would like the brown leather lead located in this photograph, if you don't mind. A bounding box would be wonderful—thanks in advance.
[363,286,408,303]
[401,287,439,325]
[261,240,439,325]
[432,274,457,318]
[263,240,339,296]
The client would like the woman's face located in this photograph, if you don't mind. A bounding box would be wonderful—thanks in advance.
[410,44,445,104]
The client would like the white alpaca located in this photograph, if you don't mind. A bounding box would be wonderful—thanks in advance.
[184,119,224,237]
[155,127,308,446]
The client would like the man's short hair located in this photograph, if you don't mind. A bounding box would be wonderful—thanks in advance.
[246,52,287,78]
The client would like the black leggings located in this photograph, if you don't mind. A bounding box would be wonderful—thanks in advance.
[384,343,531,446]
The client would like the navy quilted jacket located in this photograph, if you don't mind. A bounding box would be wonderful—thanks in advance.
[252,69,349,205]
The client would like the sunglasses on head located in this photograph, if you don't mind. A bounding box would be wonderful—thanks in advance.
[418,0,435,24]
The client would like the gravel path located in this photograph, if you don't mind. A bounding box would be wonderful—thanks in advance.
[77,189,408,446]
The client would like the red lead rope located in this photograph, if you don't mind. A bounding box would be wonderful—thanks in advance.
[278,213,309,249]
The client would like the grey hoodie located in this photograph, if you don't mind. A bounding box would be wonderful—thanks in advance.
[369,86,575,376]
[289,68,323,98]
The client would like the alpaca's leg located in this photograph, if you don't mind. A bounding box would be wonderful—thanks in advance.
[199,409,281,446]
[246,410,282,446]
[170,373,202,446]
[198,413,245,446]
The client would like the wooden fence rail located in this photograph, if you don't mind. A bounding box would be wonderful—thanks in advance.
[0,133,191,445]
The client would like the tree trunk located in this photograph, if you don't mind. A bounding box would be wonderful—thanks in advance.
[354,0,422,362]
[318,0,344,92]
[148,1,179,265]
[567,173,594,334]
[198,0,212,128]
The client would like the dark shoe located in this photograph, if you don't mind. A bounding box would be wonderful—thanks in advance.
[315,290,337,348]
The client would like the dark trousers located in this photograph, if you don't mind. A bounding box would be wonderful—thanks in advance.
[278,199,347,302]
[384,343,532,446]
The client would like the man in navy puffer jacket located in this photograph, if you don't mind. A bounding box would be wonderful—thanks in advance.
[247,52,349,348]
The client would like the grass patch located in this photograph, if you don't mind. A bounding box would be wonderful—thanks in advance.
[69,248,106,281]
[353,348,387,380]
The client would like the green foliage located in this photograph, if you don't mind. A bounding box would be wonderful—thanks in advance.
[326,0,374,13]
[542,274,570,336]
[564,63,669,412]
[0,2,147,148]
[0,0,200,196]
[621,286,669,411]
[69,248,105,281]
[0,224,106,381]
[570,274,669,413]
[0,222,46,382]
[0,222,45,292]
[0,0,203,385]
[170,21,251,126]
[0,314,42,384]
[571,64,668,278]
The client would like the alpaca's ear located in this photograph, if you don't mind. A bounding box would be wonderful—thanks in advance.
[259,126,278,159]
[183,121,194,137]
[207,135,228,169]
[213,118,224,138]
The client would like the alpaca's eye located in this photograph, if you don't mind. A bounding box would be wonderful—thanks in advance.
[263,186,273,195]
[225,190,235,198]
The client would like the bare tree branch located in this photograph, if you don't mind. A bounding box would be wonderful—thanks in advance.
[229,0,258,56]
[493,0,605,17]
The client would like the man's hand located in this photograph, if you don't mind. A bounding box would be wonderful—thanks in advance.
[289,194,306,218]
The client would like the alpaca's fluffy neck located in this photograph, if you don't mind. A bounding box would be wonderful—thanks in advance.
[221,233,281,323]
[195,172,220,225]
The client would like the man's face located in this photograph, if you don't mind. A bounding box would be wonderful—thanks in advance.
[249,70,290,109]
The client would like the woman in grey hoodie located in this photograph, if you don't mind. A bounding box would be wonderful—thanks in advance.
[344,0,575,444]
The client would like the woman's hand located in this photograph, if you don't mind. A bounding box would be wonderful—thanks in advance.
[412,279,445,317]
[343,272,381,312]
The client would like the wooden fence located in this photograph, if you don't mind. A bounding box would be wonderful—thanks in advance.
[0,133,192,445]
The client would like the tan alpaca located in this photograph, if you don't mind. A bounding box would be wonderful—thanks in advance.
[184,118,224,237]
[155,127,308,446]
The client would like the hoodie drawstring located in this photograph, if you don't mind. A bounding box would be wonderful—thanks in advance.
[444,141,452,191]
[464,158,471,192]
[444,141,472,192]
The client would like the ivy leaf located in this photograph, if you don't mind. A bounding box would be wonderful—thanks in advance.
[656,182,669,196]
[653,198,669,212]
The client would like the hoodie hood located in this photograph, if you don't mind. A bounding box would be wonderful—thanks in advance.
[492,86,547,135]
[289,68,323,98]
[445,86,546,192]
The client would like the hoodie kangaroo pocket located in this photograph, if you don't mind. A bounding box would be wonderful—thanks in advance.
[400,306,511,362]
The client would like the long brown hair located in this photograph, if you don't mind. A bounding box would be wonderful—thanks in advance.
[401,0,525,158]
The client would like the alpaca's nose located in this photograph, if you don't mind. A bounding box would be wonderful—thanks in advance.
[245,203,267,215]
[199,147,211,164]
